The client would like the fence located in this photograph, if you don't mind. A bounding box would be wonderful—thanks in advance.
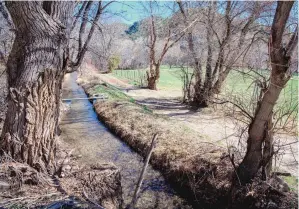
[113,69,148,87]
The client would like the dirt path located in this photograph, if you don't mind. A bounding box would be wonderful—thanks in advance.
[132,94,298,177]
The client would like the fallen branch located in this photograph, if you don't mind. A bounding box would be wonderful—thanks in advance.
[129,133,158,209]
[272,172,292,177]
[0,192,61,207]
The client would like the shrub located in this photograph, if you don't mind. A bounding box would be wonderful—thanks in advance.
[108,55,121,73]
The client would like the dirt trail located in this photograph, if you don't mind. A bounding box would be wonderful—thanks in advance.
[90,70,298,177]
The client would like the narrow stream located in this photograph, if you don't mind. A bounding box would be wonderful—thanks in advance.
[60,73,191,209]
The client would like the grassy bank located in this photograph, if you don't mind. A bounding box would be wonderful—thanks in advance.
[79,79,232,208]
[78,75,297,208]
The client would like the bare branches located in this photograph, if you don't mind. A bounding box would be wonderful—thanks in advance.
[78,1,93,54]
[212,98,253,121]
[286,26,298,57]
[68,1,115,72]
[271,1,294,49]
[71,2,88,33]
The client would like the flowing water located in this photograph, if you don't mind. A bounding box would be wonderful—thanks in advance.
[60,73,191,209]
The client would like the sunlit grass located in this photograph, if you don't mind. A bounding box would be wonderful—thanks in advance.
[282,176,298,193]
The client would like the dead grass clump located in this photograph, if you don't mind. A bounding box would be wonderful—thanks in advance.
[0,160,61,208]
[0,162,52,191]
[0,137,123,209]
[60,163,123,209]
[231,177,298,209]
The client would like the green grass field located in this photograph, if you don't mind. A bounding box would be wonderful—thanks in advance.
[113,66,184,90]
[113,66,298,112]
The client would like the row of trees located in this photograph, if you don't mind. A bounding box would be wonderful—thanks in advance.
[86,1,296,108]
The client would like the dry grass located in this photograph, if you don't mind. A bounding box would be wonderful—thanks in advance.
[93,100,233,206]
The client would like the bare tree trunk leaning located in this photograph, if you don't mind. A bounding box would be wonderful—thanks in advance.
[0,2,73,173]
[235,1,297,185]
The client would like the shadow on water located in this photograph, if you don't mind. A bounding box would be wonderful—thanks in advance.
[60,73,192,209]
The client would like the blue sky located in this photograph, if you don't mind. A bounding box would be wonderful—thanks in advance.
[103,1,175,25]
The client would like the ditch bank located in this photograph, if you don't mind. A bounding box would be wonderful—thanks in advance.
[79,75,298,209]
[79,80,233,208]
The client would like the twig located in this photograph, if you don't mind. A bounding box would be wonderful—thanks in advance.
[211,98,253,120]
[129,133,158,209]
[276,140,298,147]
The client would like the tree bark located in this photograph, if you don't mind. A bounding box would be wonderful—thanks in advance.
[201,1,217,106]
[212,67,230,94]
[235,1,296,185]
[0,2,73,173]
[177,0,205,107]
[262,111,273,180]
[147,64,160,90]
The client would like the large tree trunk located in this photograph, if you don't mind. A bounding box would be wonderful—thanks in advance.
[184,23,203,107]
[201,1,217,106]
[0,2,73,173]
[212,67,230,94]
[177,0,206,107]
[235,1,296,185]
[147,64,160,90]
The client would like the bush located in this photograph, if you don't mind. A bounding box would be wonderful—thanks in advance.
[108,55,121,73]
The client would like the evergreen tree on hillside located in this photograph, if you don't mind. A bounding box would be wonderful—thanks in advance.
[125,21,140,35]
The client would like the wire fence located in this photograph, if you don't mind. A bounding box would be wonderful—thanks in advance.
[113,69,148,87]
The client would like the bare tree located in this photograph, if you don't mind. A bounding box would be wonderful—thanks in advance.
[235,1,297,185]
[143,1,185,90]
[68,1,114,72]
[178,1,267,107]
